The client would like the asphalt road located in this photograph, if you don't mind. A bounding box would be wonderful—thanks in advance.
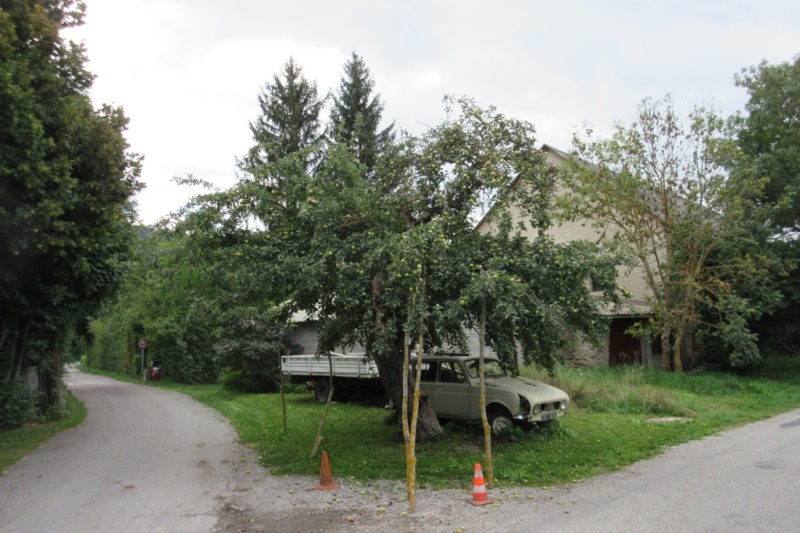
[0,369,258,532]
[2,369,800,532]
[492,407,800,532]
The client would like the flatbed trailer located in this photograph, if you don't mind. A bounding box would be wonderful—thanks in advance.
[280,352,384,402]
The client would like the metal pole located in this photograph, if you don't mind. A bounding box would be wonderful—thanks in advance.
[141,348,145,381]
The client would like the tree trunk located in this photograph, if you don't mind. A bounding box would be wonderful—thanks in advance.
[6,318,31,381]
[672,321,684,373]
[310,353,335,457]
[6,339,17,381]
[372,342,442,440]
[478,295,494,488]
[0,321,8,354]
[660,330,672,371]
[370,273,442,439]
[670,341,684,372]
[401,329,425,513]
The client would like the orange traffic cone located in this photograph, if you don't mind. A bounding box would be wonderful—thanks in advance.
[469,463,494,506]
[315,451,338,491]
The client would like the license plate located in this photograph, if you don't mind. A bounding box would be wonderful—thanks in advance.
[541,412,557,421]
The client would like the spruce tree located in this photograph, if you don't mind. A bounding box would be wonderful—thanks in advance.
[329,52,393,175]
[244,57,324,170]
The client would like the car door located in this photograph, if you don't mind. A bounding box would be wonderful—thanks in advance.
[428,360,473,419]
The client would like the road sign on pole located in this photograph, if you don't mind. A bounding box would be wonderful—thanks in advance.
[138,339,148,380]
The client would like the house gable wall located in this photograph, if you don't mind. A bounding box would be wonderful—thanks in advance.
[475,145,657,367]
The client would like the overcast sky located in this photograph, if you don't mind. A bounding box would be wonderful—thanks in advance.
[64,1,800,225]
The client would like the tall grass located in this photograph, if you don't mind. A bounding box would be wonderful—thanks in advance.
[521,364,692,416]
[522,358,800,421]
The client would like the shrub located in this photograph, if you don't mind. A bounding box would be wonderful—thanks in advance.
[0,379,37,431]
[219,369,256,393]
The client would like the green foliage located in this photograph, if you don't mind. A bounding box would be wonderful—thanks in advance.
[565,96,780,370]
[698,295,762,370]
[87,231,201,381]
[735,55,800,233]
[86,221,295,386]
[733,56,800,353]
[459,233,619,372]
[0,1,141,406]
[0,379,36,431]
[298,99,608,358]
[88,54,619,421]
[329,52,394,175]
[218,369,256,393]
[213,305,298,392]
[242,57,324,171]
[750,241,800,354]
[177,93,621,440]
[86,303,138,374]
[0,390,85,473]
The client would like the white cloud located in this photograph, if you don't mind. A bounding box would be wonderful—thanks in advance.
[64,0,800,224]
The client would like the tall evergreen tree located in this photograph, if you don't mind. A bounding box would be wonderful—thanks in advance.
[243,57,324,172]
[329,52,393,175]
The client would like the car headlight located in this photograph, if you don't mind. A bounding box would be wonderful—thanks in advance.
[532,402,541,415]
[560,400,567,411]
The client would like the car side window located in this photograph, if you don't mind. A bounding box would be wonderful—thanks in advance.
[438,361,465,383]
[464,359,507,378]
[419,362,437,382]
[465,360,478,378]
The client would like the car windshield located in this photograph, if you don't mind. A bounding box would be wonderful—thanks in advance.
[464,359,507,379]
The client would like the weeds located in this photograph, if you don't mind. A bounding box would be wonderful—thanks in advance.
[521,364,690,416]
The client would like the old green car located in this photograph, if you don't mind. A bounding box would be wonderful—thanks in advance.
[414,354,569,434]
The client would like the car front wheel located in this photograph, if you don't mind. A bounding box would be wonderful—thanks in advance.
[488,408,513,435]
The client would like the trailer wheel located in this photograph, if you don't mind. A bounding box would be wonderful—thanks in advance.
[314,379,332,403]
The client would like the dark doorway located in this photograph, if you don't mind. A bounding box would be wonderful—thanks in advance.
[609,318,642,366]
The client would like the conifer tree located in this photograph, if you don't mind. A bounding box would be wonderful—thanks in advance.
[329,52,394,175]
[244,57,324,171]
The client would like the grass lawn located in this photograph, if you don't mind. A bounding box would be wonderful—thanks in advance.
[34,356,800,488]
[129,356,800,489]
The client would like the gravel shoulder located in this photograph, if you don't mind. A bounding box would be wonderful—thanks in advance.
[4,369,799,532]
[217,409,800,532]
[214,471,564,533]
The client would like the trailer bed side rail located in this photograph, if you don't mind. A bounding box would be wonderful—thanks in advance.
[280,352,379,379]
